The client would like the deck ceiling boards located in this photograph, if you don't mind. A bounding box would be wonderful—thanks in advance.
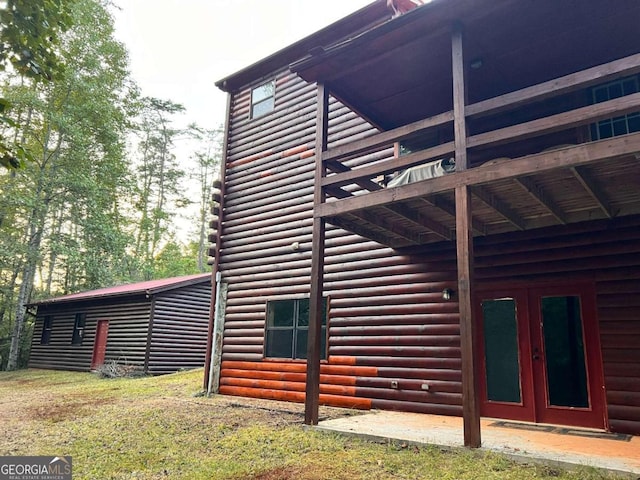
[326,152,640,249]
[292,0,640,131]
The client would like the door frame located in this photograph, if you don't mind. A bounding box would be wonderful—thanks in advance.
[475,287,535,422]
[91,319,109,369]
[475,281,608,430]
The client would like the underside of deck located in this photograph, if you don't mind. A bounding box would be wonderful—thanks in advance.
[321,137,640,249]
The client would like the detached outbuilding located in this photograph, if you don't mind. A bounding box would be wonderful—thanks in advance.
[28,273,212,375]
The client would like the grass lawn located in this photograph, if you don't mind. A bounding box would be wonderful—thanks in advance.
[0,369,624,479]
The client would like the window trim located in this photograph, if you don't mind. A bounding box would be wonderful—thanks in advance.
[590,75,640,140]
[250,80,276,119]
[40,316,53,345]
[263,297,328,361]
[71,313,86,345]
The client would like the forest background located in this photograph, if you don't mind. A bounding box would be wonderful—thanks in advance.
[0,0,222,370]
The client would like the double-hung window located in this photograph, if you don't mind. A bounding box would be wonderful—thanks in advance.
[72,313,86,345]
[250,80,275,119]
[40,316,53,345]
[265,298,327,360]
[590,75,640,140]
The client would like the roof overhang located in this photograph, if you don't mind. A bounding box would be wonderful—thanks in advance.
[215,1,393,93]
[28,273,212,308]
[291,0,640,131]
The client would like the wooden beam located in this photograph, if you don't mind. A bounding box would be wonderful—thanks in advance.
[452,25,480,449]
[315,133,640,219]
[468,92,640,150]
[466,52,640,119]
[455,185,480,448]
[353,209,422,244]
[514,177,568,225]
[324,158,384,193]
[322,142,455,189]
[383,203,452,241]
[452,24,468,171]
[470,185,526,231]
[323,111,454,163]
[305,83,329,426]
[570,166,615,219]
[328,215,408,248]
[419,196,487,236]
[325,185,353,199]
[323,86,640,200]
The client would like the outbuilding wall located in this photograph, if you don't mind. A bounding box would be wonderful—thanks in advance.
[29,297,151,371]
[147,283,212,374]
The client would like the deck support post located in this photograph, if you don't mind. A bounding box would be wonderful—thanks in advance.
[456,185,481,448]
[452,24,481,448]
[305,82,329,425]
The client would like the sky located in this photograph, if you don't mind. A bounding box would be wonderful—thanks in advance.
[110,0,373,241]
[111,0,373,132]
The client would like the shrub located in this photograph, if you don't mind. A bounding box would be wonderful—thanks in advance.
[93,359,146,378]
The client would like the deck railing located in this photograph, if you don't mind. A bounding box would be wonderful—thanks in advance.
[319,52,640,205]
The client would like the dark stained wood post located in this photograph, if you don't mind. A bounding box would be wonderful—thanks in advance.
[452,24,481,448]
[305,82,329,425]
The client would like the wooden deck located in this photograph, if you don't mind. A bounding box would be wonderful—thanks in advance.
[307,52,640,249]
[320,136,640,248]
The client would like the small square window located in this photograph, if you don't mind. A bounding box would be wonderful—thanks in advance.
[251,80,275,119]
[265,298,327,360]
[72,313,86,345]
[40,316,53,345]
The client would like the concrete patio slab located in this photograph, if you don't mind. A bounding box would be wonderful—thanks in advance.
[315,411,640,477]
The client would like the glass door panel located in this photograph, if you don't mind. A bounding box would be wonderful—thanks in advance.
[482,299,521,403]
[477,284,605,429]
[540,296,589,408]
[529,284,606,429]
[476,289,534,422]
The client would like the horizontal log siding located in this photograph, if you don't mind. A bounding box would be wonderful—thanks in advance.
[29,298,151,371]
[219,71,461,414]
[475,215,640,435]
[219,69,640,434]
[147,284,212,375]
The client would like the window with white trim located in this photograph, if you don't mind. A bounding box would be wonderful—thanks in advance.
[590,76,640,140]
[264,298,327,360]
[250,80,275,119]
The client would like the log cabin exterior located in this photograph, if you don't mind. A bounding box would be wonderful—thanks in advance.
[206,0,640,445]
[29,274,211,374]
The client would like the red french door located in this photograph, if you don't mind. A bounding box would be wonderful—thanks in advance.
[476,283,607,429]
[91,320,109,369]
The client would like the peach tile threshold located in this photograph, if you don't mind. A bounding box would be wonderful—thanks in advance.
[315,411,640,475]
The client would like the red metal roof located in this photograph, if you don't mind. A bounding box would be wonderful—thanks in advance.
[30,273,212,306]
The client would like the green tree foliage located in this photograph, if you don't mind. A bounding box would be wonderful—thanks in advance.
[0,0,75,169]
[130,97,187,280]
[186,123,222,271]
[0,0,218,371]
[0,0,136,369]
[153,239,199,279]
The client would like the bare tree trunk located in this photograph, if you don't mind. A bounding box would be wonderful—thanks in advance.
[44,207,64,295]
[7,221,43,370]
[6,117,59,370]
